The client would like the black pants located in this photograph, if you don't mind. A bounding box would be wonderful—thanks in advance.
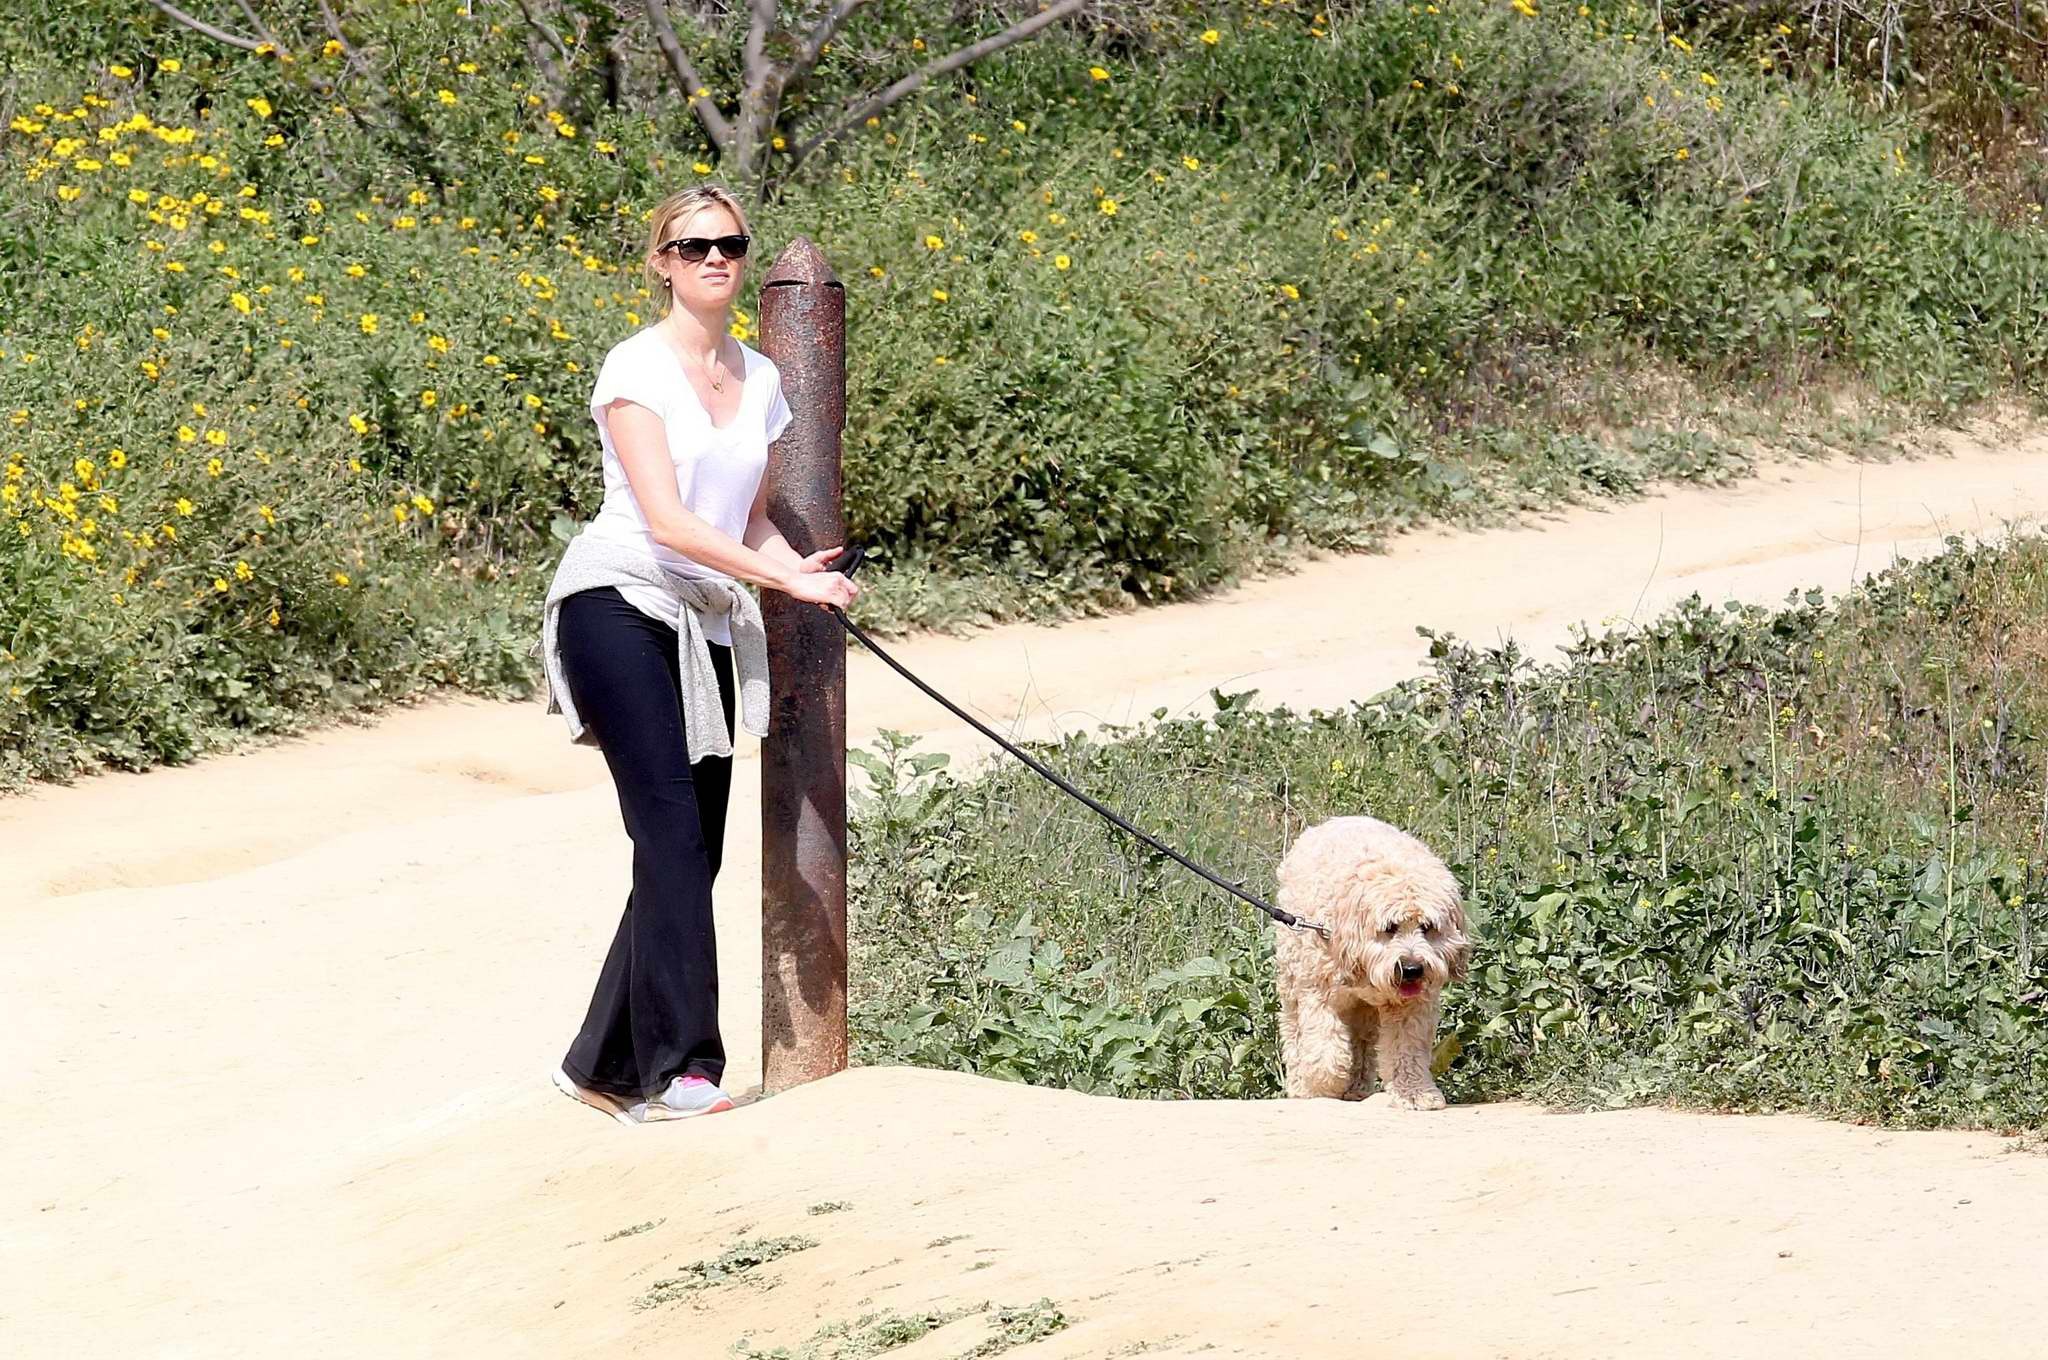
[556,585,736,1099]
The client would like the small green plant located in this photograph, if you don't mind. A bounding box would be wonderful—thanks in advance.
[634,1235,817,1312]
[602,1217,663,1242]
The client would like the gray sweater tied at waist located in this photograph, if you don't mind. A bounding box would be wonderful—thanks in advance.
[536,531,770,761]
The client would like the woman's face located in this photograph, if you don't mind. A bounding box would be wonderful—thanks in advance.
[655,204,745,314]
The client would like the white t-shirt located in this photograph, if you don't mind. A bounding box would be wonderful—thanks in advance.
[580,324,794,646]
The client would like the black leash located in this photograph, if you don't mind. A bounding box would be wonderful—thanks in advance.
[821,546,1329,938]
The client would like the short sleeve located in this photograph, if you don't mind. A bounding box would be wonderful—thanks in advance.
[589,342,666,421]
[765,368,793,444]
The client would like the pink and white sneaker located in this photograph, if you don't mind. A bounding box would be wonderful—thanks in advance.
[657,1074,736,1117]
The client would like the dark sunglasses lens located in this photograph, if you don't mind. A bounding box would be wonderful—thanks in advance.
[667,235,749,262]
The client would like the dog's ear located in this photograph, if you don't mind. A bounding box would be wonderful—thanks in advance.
[1445,890,1472,982]
[1446,934,1472,983]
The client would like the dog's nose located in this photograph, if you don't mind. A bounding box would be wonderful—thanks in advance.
[1397,961,1425,982]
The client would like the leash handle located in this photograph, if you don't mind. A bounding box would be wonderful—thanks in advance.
[827,544,867,579]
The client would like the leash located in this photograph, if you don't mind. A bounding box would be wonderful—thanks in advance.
[820,546,1329,938]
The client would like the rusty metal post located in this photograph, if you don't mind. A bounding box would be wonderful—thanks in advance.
[757,237,848,1095]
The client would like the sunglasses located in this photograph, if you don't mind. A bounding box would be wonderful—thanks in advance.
[658,234,751,263]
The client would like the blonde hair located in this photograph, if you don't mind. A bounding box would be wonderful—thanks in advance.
[642,184,753,305]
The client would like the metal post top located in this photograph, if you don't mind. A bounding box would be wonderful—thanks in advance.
[764,236,844,290]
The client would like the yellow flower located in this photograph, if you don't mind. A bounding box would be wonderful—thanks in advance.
[1674,146,1690,160]
[235,559,253,580]
[176,425,197,443]
[1099,199,1118,216]
[175,497,194,515]
[1182,156,1200,171]
[436,89,457,105]
[247,96,273,119]
[522,392,543,409]
[323,39,343,57]
[1088,66,1110,81]
[1019,229,1038,244]
[204,429,226,446]
[393,504,410,524]
[214,577,230,593]
[412,494,434,513]
[345,263,366,278]
[1054,254,1071,271]
[162,58,181,72]
[165,260,186,273]
[110,64,134,78]
[333,571,350,587]
[931,288,949,302]
[108,449,127,470]
[1669,33,1693,51]
[348,413,369,434]
[1512,0,1538,14]
[1201,28,1221,43]
[417,388,438,410]
[427,334,450,353]
[359,314,379,334]
[1280,283,1300,299]
[268,606,282,626]
[206,457,223,477]
[924,234,945,250]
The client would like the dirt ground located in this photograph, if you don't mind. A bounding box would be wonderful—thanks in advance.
[9,426,2048,1358]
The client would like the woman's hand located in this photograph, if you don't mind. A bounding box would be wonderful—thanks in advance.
[785,544,859,611]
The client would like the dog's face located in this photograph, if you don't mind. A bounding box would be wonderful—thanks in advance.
[1325,849,1470,1004]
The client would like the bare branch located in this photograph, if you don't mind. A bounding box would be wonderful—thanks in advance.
[513,0,573,65]
[144,0,265,52]
[791,0,1084,165]
[644,0,736,149]
[780,0,876,106]
[794,0,873,71]
[232,0,279,47]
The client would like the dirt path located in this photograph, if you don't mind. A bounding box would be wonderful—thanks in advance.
[9,426,2048,1358]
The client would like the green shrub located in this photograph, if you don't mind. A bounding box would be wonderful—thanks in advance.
[851,533,2048,1130]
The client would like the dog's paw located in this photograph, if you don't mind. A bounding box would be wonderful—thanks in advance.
[1386,1085,1447,1111]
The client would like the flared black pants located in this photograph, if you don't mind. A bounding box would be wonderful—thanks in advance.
[555,584,736,1099]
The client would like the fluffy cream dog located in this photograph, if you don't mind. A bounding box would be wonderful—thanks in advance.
[1271,816,1470,1108]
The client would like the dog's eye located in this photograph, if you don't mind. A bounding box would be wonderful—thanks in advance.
[1381,923,1399,936]
[1421,921,1437,935]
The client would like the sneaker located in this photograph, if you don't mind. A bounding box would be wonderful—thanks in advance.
[552,1065,646,1125]
[656,1074,736,1118]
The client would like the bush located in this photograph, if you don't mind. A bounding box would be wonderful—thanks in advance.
[851,533,2048,1130]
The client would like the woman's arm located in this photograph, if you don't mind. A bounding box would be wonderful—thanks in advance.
[607,399,797,592]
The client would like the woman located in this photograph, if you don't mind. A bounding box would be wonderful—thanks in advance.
[538,184,859,1123]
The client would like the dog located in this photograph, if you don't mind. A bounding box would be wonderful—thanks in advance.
[1271,816,1471,1108]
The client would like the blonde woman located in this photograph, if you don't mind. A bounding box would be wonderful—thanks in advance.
[538,185,859,1123]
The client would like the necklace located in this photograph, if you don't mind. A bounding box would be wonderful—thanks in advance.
[663,318,728,391]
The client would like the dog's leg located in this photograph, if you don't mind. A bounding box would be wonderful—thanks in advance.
[1340,999,1378,1100]
[1374,995,1447,1110]
[1281,984,1357,1099]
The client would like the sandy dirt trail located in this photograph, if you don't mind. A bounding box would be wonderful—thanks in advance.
[8,428,2048,1359]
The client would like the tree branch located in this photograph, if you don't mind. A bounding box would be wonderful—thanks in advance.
[144,0,265,53]
[775,0,875,108]
[513,0,573,65]
[791,0,1084,165]
[644,0,736,150]
[232,0,279,47]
